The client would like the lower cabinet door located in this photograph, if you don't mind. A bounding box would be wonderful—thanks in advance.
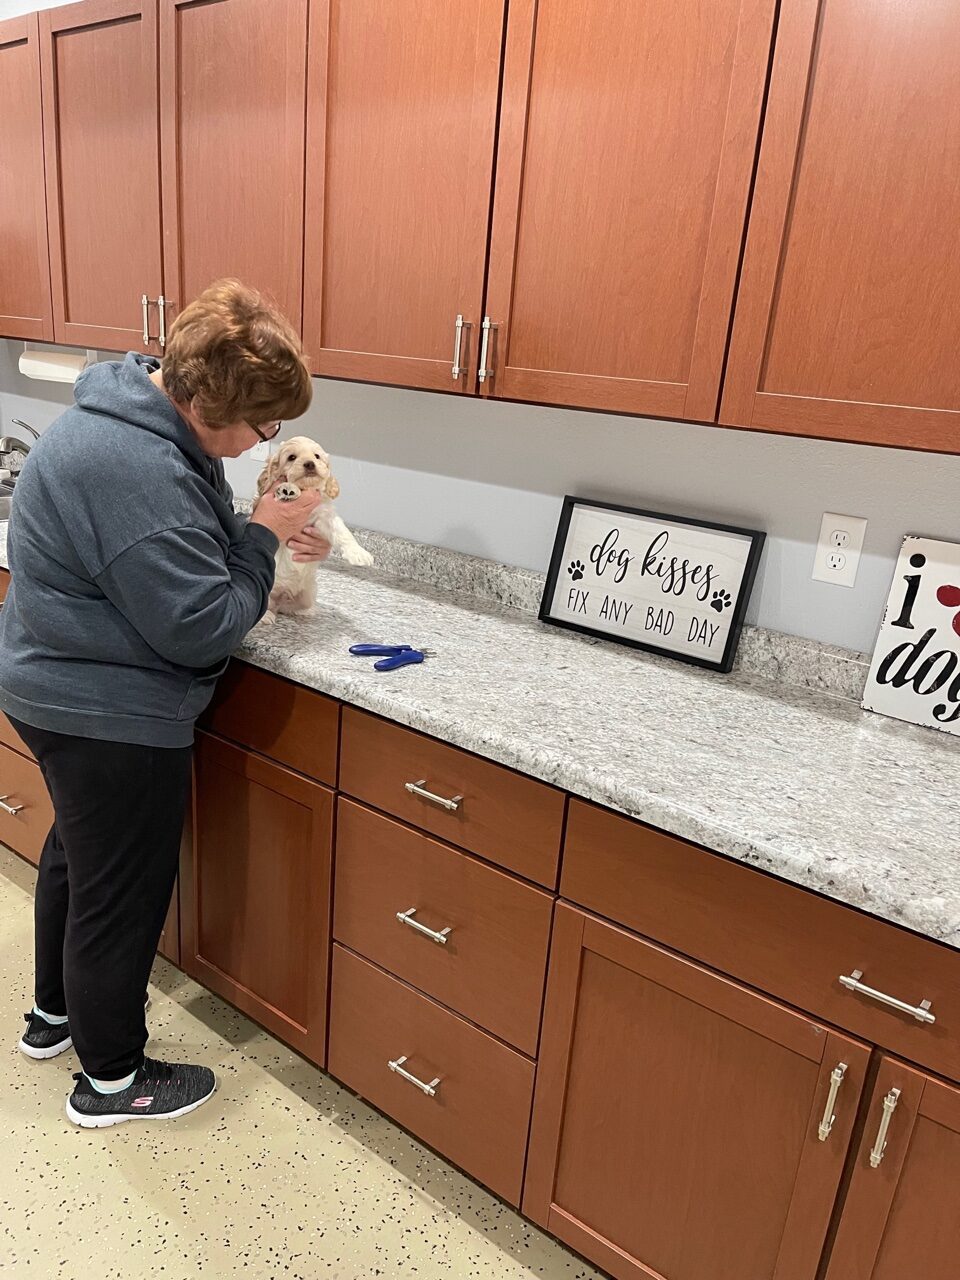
[328,945,535,1206]
[182,733,333,1065]
[0,741,53,866]
[524,903,871,1280]
[824,1058,960,1280]
[157,881,179,965]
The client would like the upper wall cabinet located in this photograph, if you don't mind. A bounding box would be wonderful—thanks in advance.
[0,15,53,342]
[303,0,505,391]
[159,0,308,331]
[40,0,164,352]
[721,0,960,452]
[480,0,777,420]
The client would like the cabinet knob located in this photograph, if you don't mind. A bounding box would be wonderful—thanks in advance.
[404,779,463,813]
[478,316,498,384]
[869,1087,901,1168]
[817,1062,847,1142]
[396,906,452,945]
[387,1055,441,1098]
[838,970,935,1024]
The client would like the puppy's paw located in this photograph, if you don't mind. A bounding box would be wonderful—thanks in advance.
[259,609,277,627]
[274,483,301,503]
[343,544,375,567]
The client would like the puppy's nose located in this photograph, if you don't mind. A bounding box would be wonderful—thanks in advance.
[304,460,316,472]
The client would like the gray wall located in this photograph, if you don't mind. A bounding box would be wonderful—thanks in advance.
[2,341,954,652]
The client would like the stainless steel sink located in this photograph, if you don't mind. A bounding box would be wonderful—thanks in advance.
[0,479,15,519]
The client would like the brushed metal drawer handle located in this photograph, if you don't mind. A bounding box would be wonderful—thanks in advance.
[818,1062,847,1142]
[839,970,935,1024]
[404,779,463,813]
[396,907,451,945]
[869,1087,901,1168]
[388,1055,441,1097]
[0,795,25,816]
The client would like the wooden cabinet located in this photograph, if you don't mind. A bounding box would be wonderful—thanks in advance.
[40,0,163,352]
[159,0,308,329]
[0,740,54,867]
[562,800,960,1085]
[0,14,53,341]
[339,707,564,888]
[157,882,179,964]
[201,661,339,786]
[334,798,554,1054]
[482,0,776,419]
[182,732,333,1065]
[525,903,871,1280]
[329,944,535,1205]
[721,0,960,451]
[303,0,504,390]
[824,1058,960,1280]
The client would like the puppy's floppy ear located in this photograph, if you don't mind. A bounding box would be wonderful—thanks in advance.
[256,451,284,497]
[324,471,341,500]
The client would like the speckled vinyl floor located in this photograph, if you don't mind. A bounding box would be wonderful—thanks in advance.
[0,848,602,1280]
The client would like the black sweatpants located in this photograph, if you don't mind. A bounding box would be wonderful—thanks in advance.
[10,719,192,1080]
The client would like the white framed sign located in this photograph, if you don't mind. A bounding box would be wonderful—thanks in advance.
[863,536,960,736]
[539,497,765,673]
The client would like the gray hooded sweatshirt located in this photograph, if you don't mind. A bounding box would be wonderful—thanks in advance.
[0,353,278,746]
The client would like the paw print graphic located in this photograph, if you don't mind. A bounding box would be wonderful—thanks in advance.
[567,559,585,582]
[710,589,732,613]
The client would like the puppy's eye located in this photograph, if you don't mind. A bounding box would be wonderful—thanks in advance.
[315,454,321,460]
[287,454,296,462]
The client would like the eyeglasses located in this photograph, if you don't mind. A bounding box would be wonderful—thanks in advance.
[249,420,282,443]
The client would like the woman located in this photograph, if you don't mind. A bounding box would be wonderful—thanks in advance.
[0,280,327,1127]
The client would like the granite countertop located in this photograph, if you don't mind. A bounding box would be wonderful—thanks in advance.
[2,523,958,947]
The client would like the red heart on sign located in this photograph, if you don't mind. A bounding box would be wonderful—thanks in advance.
[936,584,960,637]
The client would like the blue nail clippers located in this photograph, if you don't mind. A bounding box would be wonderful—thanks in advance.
[349,643,435,672]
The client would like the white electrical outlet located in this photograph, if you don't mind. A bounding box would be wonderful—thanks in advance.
[812,513,867,587]
[250,440,270,462]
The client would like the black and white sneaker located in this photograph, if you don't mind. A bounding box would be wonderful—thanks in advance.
[66,1057,217,1128]
[19,995,152,1062]
[19,1010,73,1060]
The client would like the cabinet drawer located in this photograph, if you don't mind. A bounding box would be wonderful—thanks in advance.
[0,741,52,865]
[328,945,535,1206]
[562,800,960,1082]
[339,707,564,888]
[335,799,554,1055]
[0,712,33,759]
[201,661,338,786]
[0,568,9,601]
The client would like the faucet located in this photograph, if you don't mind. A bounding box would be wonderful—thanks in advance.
[0,419,40,464]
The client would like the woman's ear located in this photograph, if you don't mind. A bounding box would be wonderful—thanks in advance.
[324,472,341,500]
[256,451,282,497]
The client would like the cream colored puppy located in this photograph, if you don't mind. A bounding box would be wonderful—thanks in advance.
[256,436,373,622]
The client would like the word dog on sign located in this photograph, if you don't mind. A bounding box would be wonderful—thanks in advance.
[540,498,765,673]
[863,536,960,736]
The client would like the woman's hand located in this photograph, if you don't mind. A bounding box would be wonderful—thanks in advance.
[250,488,322,544]
[288,527,332,563]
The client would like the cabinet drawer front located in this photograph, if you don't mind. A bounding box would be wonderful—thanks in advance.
[328,945,535,1206]
[0,742,52,866]
[339,708,564,887]
[563,800,960,1081]
[201,661,339,786]
[0,713,33,760]
[0,568,9,601]
[334,799,554,1054]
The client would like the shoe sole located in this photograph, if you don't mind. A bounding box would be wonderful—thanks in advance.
[19,1034,73,1060]
[65,1077,217,1128]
